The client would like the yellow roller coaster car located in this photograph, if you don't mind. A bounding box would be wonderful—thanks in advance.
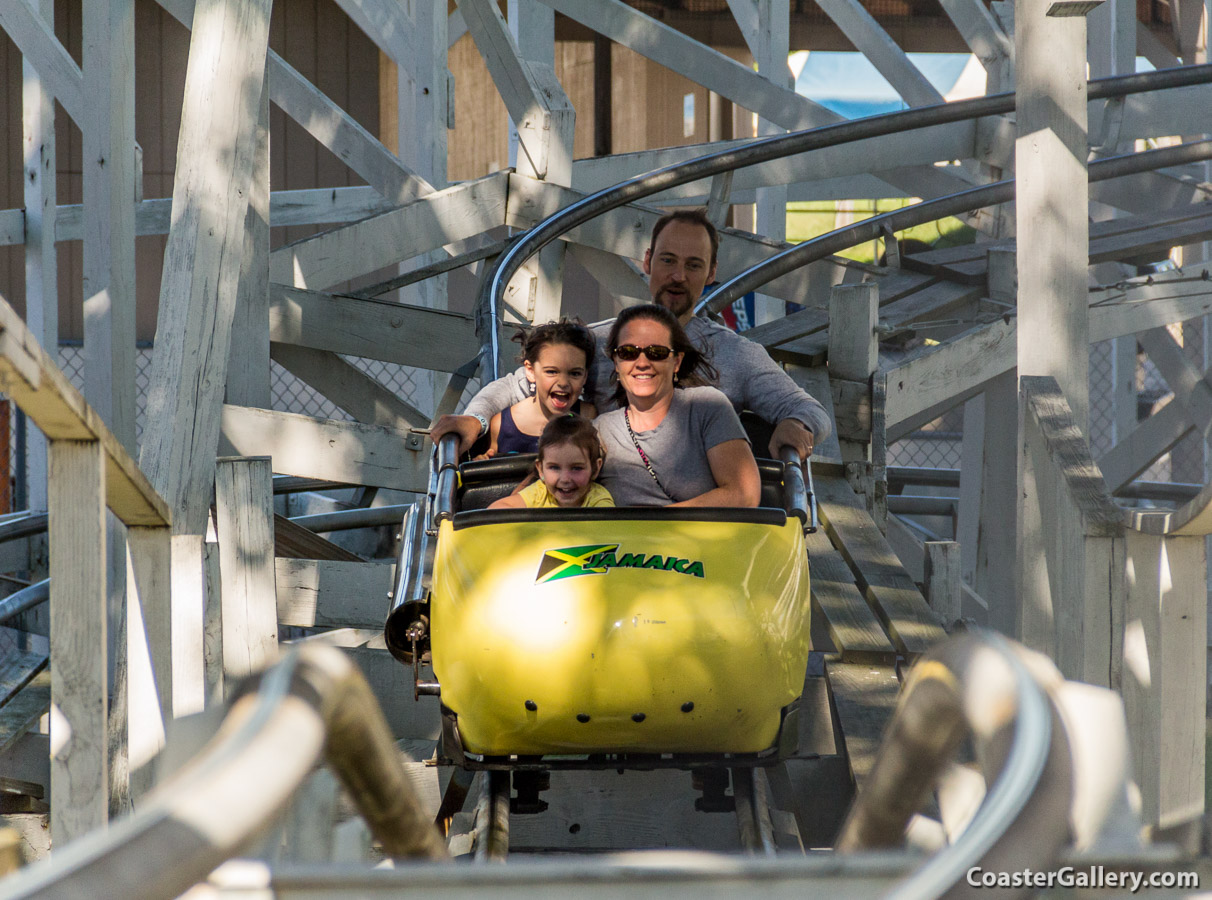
[386,440,816,767]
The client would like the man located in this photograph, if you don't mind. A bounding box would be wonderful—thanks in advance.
[431,209,831,459]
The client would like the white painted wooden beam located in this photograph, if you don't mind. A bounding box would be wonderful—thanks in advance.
[1122,526,1207,830]
[227,66,271,410]
[458,0,573,184]
[23,0,56,514]
[219,406,430,493]
[330,0,413,66]
[215,457,279,693]
[1017,376,1124,685]
[1016,0,1091,433]
[82,0,137,452]
[48,439,108,843]
[883,273,1212,440]
[0,293,169,526]
[813,0,944,108]
[267,54,433,204]
[936,0,1014,75]
[125,524,171,798]
[268,285,486,374]
[275,559,394,629]
[140,0,273,536]
[449,7,468,46]
[0,0,83,125]
[269,173,508,290]
[538,0,840,130]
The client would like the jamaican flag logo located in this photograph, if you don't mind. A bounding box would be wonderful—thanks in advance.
[535,543,706,583]
[535,544,619,584]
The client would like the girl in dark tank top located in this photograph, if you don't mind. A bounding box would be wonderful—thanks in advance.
[480,320,598,457]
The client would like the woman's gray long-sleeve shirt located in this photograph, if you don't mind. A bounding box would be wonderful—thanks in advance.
[465,316,833,444]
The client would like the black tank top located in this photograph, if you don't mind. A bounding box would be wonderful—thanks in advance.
[496,401,582,455]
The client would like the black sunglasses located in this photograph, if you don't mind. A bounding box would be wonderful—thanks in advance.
[612,344,675,362]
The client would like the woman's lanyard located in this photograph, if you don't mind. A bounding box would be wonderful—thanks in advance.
[624,408,670,499]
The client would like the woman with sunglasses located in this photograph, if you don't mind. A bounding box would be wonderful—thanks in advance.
[595,304,761,507]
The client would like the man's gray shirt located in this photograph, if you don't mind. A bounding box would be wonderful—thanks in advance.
[465,316,832,443]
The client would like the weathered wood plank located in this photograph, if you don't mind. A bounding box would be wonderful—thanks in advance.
[0,0,83,124]
[23,0,58,512]
[460,0,573,184]
[814,0,942,108]
[1018,377,1124,687]
[274,515,363,563]
[125,526,171,785]
[275,559,393,629]
[48,440,108,842]
[216,458,280,690]
[0,670,51,757]
[0,651,46,703]
[824,659,901,790]
[268,53,430,205]
[269,344,428,430]
[0,294,168,526]
[226,65,271,410]
[268,173,508,291]
[806,528,896,665]
[884,271,1212,441]
[1121,528,1206,831]
[82,0,138,452]
[220,406,430,494]
[828,283,878,383]
[268,285,484,374]
[816,475,946,659]
[923,542,961,628]
[139,0,273,535]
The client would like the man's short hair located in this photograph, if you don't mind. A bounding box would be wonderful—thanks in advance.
[649,208,719,267]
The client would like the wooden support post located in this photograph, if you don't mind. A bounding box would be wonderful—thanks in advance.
[169,534,207,717]
[82,0,137,454]
[48,440,108,843]
[1121,524,1206,832]
[503,0,573,323]
[125,526,171,796]
[226,63,271,410]
[215,458,279,692]
[140,0,273,536]
[923,541,961,628]
[959,249,1019,635]
[829,282,878,469]
[750,0,791,326]
[1017,377,1125,685]
[22,0,57,513]
[1015,0,1091,434]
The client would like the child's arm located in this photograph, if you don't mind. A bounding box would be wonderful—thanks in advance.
[474,413,503,461]
[488,491,526,510]
[580,401,598,420]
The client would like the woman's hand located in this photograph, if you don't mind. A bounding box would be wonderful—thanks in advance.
[668,439,761,508]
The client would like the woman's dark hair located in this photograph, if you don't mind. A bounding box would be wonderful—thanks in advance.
[605,304,717,405]
[537,415,605,466]
[514,318,596,368]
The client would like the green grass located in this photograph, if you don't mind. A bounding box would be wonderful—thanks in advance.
[785,198,977,264]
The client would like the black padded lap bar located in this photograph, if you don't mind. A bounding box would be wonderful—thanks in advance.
[452,506,788,530]
[455,452,788,512]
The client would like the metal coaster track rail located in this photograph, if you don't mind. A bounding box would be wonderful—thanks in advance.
[476,63,1212,378]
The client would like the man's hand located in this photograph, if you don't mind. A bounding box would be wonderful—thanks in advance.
[430,414,483,457]
[769,418,815,461]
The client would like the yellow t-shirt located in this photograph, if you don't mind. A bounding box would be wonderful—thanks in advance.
[517,481,615,509]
